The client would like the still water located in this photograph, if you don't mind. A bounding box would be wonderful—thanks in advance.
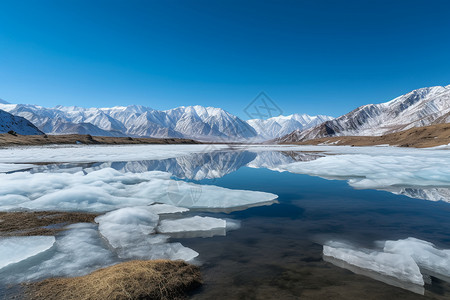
[2,148,450,299]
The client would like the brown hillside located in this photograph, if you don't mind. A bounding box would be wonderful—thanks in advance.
[0,133,200,147]
[281,123,450,148]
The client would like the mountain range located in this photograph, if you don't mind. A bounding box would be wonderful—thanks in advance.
[0,103,330,141]
[247,114,333,140]
[277,85,450,143]
[1,84,449,142]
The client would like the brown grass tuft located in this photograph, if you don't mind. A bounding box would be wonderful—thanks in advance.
[27,260,202,300]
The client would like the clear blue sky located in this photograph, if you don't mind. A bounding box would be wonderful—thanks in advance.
[1,0,449,119]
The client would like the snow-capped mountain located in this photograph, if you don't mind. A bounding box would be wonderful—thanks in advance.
[0,103,257,141]
[247,114,333,140]
[278,85,450,143]
[0,99,9,104]
[0,109,43,135]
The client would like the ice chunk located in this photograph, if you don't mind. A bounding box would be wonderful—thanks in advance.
[383,237,450,281]
[95,207,198,261]
[323,241,424,286]
[95,206,160,249]
[158,216,227,238]
[0,168,278,212]
[146,203,189,214]
[0,223,116,284]
[124,242,199,262]
[0,236,55,270]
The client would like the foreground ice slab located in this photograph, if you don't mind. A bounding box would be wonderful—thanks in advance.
[0,224,116,284]
[383,238,450,281]
[323,241,424,286]
[0,168,278,212]
[95,206,198,261]
[0,236,55,270]
[95,206,160,249]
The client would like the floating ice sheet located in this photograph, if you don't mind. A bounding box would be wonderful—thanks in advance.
[0,223,116,284]
[383,238,450,281]
[0,236,55,270]
[0,168,278,212]
[0,144,231,164]
[95,206,160,249]
[95,207,198,261]
[283,154,450,189]
[158,216,227,238]
[323,241,424,286]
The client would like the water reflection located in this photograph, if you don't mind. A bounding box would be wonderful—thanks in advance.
[20,149,450,204]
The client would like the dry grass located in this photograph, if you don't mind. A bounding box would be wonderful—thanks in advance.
[285,123,450,148]
[0,211,98,236]
[0,133,200,147]
[27,260,202,300]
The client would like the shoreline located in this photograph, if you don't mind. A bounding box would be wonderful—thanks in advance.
[279,123,450,148]
[0,133,201,147]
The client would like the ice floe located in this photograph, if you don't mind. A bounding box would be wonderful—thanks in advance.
[0,223,116,284]
[283,154,450,189]
[383,238,450,281]
[0,144,231,164]
[95,206,160,249]
[323,237,450,293]
[323,241,424,286]
[95,206,198,261]
[158,216,230,238]
[0,236,55,270]
[0,168,278,212]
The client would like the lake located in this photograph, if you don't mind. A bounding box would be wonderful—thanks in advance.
[0,145,449,299]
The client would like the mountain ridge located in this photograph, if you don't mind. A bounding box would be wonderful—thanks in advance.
[0,109,44,135]
[277,85,450,143]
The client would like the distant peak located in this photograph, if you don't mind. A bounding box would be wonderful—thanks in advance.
[0,98,10,104]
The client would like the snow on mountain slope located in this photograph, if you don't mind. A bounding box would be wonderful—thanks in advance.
[0,109,44,135]
[278,85,450,143]
[0,104,257,141]
[247,114,333,140]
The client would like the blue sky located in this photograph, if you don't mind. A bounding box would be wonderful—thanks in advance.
[0,0,449,119]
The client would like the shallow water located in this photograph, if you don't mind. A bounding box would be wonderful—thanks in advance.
[1,148,450,299]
